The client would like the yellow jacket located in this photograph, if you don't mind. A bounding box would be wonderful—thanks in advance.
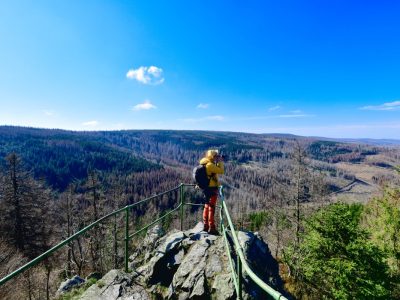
[199,157,224,187]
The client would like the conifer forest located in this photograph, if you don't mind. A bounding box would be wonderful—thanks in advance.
[0,126,400,299]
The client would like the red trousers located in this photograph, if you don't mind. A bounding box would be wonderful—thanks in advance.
[203,193,218,230]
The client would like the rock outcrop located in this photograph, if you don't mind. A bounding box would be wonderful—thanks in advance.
[57,275,85,295]
[78,222,286,299]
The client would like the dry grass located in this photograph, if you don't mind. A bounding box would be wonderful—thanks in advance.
[335,161,394,185]
[330,156,399,203]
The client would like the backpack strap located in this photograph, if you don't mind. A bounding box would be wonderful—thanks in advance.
[202,162,216,180]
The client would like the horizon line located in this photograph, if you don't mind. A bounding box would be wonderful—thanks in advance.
[1,124,400,142]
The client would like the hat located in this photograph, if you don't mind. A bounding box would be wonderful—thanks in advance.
[206,149,219,159]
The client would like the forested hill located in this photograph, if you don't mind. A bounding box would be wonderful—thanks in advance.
[1,126,400,299]
[0,125,399,193]
[0,126,161,190]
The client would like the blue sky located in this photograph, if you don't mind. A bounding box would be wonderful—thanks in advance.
[1,0,400,138]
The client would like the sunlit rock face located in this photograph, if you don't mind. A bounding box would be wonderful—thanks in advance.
[78,223,285,300]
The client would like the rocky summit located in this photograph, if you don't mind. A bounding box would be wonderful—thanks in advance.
[78,222,285,300]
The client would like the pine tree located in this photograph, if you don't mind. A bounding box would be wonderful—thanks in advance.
[291,142,310,247]
[364,187,400,298]
[85,169,105,273]
[284,203,390,299]
[0,153,52,259]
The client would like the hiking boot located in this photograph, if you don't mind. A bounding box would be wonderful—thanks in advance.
[208,228,220,236]
[202,224,209,232]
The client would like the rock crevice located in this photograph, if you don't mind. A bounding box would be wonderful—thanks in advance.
[76,222,286,300]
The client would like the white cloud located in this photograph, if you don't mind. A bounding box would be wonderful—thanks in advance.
[197,103,209,109]
[289,109,302,114]
[237,113,314,121]
[82,120,99,127]
[268,105,281,111]
[132,100,157,111]
[207,115,224,121]
[360,100,400,111]
[181,115,225,123]
[43,110,55,116]
[278,114,313,118]
[126,66,164,85]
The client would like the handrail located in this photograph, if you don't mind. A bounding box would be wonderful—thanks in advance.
[0,183,287,300]
[218,186,288,300]
[129,205,181,239]
[0,184,184,286]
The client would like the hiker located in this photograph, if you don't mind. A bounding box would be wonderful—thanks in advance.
[199,149,224,235]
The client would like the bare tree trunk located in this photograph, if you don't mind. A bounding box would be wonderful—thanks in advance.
[294,141,306,249]
[9,155,24,252]
[26,270,33,300]
[113,214,118,269]
[66,188,72,277]
[296,147,301,248]
[71,238,84,276]
[46,267,51,300]
[88,171,103,273]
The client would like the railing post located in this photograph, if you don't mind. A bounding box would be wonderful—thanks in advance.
[180,184,184,231]
[124,207,129,272]
[219,186,224,232]
[220,206,224,233]
[237,254,243,300]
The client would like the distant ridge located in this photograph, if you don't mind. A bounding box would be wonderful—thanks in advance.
[339,138,400,146]
[310,136,400,146]
[1,125,400,146]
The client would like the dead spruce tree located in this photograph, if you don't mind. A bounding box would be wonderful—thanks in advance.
[57,183,79,277]
[0,153,52,259]
[291,142,310,248]
[0,153,53,299]
[85,170,105,274]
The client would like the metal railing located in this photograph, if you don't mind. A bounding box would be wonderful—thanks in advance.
[0,184,187,286]
[218,186,288,300]
[0,183,287,300]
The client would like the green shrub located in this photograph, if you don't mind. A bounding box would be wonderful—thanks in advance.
[248,211,272,231]
[364,187,400,298]
[284,203,390,300]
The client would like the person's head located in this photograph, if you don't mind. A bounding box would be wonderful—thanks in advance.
[206,149,219,162]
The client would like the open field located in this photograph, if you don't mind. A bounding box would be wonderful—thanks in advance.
[332,155,400,203]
